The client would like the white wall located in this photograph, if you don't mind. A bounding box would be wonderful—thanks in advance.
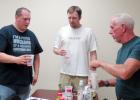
[0,0,140,99]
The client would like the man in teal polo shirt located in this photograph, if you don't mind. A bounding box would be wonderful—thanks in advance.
[90,13,140,100]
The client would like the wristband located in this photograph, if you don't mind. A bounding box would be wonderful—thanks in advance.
[104,80,110,87]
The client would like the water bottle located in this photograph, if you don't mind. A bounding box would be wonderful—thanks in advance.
[77,80,84,100]
[83,85,93,100]
[88,70,98,90]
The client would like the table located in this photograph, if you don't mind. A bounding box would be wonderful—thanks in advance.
[31,89,57,100]
[31,89,77,100]
[32,89,98,100]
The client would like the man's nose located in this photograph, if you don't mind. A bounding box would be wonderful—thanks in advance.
[26,19,30,24]
[109,30,113,34]
[70,18,74,22]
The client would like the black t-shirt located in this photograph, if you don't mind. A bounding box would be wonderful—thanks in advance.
[0,25,43,86]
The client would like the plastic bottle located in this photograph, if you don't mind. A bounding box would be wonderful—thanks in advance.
[65,88,73,100]
[83,85,93,100]
[88,70,98,90]
[58,82,64,92]
[77,80,84,100]
[64,80,73,100]
[88,70,98,99]
[56,91,63,100]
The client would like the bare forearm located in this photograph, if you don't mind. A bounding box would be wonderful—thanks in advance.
[90,51,97,70]
[90,51,97,60]
[100,61,125,79]
[34,54,40,76]
[100,61,117,76]
[0,52,17,63]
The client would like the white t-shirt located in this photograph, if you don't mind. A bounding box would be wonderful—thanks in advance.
[54,25,97,76]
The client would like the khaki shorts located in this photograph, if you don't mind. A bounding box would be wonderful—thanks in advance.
[59,73,88,92]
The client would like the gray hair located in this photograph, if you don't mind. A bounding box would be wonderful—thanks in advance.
[113,13,135,30]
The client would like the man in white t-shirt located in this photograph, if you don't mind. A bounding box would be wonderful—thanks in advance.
[53,6,97,92]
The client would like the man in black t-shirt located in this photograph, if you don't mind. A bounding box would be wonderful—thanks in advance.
[0,7,43,100]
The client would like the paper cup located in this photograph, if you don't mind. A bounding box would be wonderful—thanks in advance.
[26,54,34,66]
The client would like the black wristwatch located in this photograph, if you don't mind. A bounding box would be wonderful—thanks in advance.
[104,80,110,87]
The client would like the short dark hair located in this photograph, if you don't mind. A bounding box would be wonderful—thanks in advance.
[15,7,30,16]
[67,6,82,19]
